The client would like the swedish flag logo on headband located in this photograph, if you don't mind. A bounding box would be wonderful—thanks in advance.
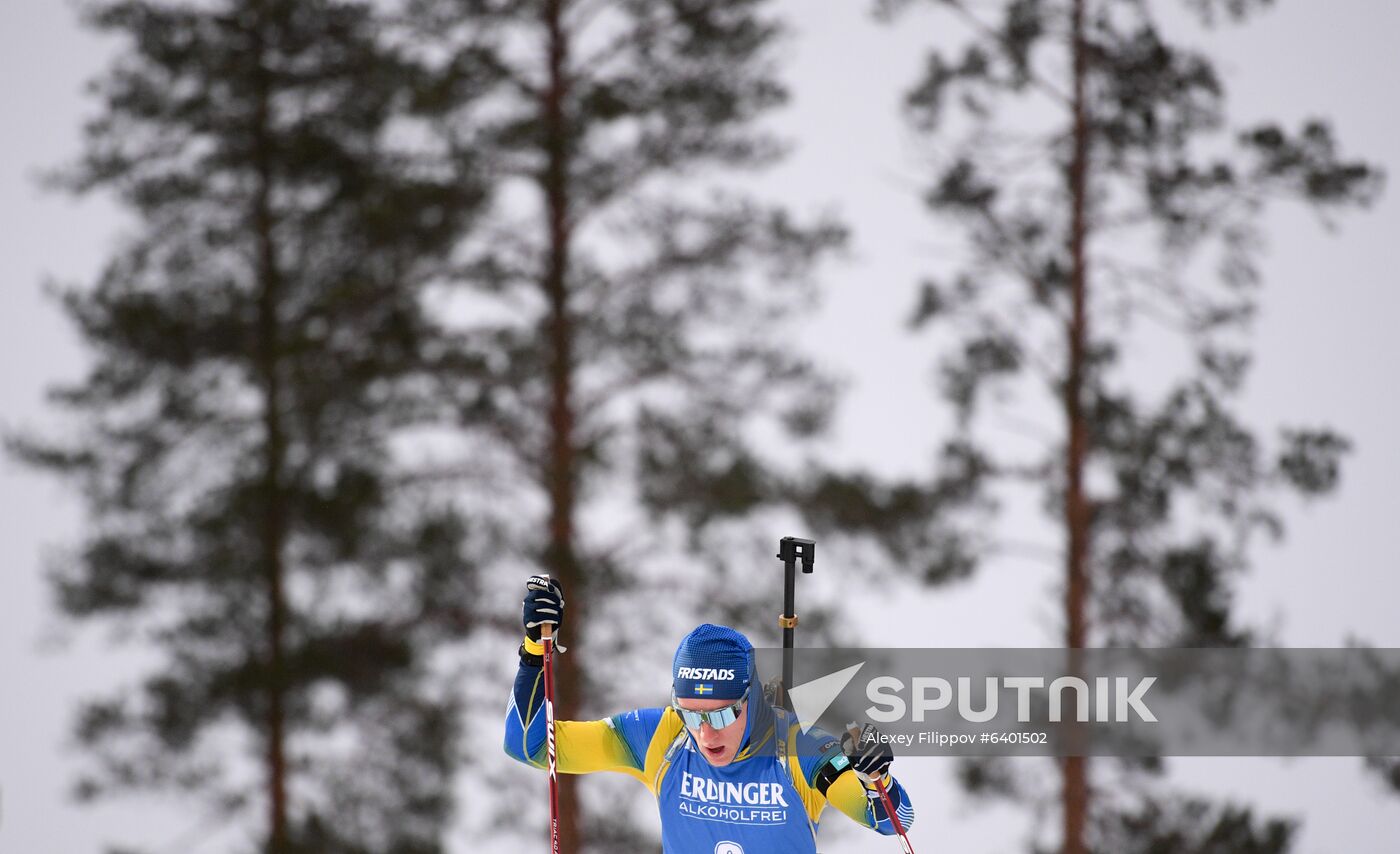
[694,684,713,695]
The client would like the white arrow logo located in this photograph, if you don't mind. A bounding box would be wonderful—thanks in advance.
[788,661,865,733]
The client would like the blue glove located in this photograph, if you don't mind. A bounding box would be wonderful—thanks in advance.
[522,574,564,642]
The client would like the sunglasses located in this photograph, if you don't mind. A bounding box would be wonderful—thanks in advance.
[671,687,748,730]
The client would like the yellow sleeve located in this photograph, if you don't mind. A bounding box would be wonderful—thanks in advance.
[823,771,880,828]
[784,728,830,827]
[553,708,688,795]
[553,718,646,781]
[778,725,882,830]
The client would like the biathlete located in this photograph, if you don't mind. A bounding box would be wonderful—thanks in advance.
[504,575,916,853]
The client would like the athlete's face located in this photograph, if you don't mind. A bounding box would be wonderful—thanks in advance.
[677,696,748,766]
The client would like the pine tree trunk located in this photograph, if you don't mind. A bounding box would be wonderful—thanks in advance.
[1062,0,1092,851]
[250,5,290,849]
[541,0,583,849]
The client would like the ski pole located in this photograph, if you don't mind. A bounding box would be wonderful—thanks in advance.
[846,723,915,854]
[776,536,815,709]
[541,619,561,854]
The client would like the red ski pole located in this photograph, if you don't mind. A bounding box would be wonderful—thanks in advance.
[873,776,914,854]
[541,620,561,854]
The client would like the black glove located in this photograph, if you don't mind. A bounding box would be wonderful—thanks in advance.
[522,574,564,641]
[842,723,894,787]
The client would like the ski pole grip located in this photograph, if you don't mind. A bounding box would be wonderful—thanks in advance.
[535,573,555,644]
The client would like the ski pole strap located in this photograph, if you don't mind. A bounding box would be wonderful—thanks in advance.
[519,641,544,667]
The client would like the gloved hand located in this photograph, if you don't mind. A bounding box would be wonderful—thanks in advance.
[522,574,564,642]
[842,723,894,788]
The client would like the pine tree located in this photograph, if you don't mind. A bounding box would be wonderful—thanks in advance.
[412,0,846,848]
[12,1,492,851]
[884,0,1382,851]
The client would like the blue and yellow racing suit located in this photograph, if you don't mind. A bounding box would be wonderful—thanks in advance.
[504,655,916,853]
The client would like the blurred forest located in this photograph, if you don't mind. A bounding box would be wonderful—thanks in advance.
[7,1,1385,853]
